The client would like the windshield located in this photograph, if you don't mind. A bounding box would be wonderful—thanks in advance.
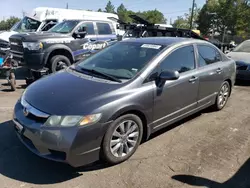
[76,42,165,80]
[49,20,80,34]
[12,16,41,32]
[233,41,250,53]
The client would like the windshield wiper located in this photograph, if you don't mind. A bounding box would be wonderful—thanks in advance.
[80,67,122,83]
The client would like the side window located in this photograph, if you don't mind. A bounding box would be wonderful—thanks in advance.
[197,45,221,67]
[160,45,195,73]
[77,22,95,35]
[96,22,112,35]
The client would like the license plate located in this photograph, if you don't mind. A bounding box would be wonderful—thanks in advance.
[13,120,24,133]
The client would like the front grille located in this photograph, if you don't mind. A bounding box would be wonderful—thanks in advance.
[48,149,66,161]
[9,38,24,57]
[26,113,47,123]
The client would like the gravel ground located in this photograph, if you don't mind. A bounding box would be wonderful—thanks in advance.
[0,79,250,188]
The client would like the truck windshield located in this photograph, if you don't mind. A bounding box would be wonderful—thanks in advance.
[49,20,80,34]
[12,16,41,32]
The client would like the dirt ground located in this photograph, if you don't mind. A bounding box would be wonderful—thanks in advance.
[0,79,250,188]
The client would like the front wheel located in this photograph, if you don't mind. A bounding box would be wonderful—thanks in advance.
[102,114,143,165]
[213,81,231,110]
[49,55,71,73]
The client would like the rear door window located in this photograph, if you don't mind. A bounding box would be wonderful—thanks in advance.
[96,22,112,35]
[197,45,221,67]
[160,45,195,73]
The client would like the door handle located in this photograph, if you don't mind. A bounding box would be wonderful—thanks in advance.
[216,68,222,74]
[90,39,96,41]
[189,76,198,82]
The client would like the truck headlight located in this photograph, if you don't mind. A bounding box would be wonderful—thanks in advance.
[44,113,102,127]
[22,42,43,50]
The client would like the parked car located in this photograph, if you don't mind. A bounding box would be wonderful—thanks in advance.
[227,39,250,80]
[13,37,236,167]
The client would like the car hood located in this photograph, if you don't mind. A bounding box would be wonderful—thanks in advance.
[227,52,250,64]
[24,70,123,115]
[0,31,18,42]
[9,32,70,42]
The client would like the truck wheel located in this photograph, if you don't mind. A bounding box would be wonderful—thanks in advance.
[49,55,71,73]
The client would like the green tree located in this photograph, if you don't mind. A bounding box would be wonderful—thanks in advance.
[0,16,20,31]
[173,4,200,29]
[105,0,115,13]
[117,3,128,22]
[138,9,166,24]
[97,8,102,12]
[196,3,212,35]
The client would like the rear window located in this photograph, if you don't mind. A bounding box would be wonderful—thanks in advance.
[97,22,112,35]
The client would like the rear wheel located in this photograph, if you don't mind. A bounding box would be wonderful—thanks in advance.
[49,55,71,73]
[102,114,143,164]
[213,81,231,110]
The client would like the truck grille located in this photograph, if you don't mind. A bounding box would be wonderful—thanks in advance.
[9,38,24,59]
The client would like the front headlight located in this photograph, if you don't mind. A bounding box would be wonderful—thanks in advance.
[44,113,102,127]
[22,42,43,50]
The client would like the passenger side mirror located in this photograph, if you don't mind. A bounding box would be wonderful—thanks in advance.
[159,70,180,81]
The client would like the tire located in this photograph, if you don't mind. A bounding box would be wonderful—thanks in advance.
[9,72,16,91]
[213,81,231,111]
[102,114,143,165]
[49,55,71,73]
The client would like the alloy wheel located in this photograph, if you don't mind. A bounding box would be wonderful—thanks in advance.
[110,120,139,158]
[218,83,230,108]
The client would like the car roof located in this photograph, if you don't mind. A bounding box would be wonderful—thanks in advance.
[121,37,207,46]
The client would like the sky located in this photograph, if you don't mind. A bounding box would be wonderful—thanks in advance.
[0,0,206,23]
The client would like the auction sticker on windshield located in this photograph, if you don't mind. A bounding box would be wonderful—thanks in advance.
[141,44,162,49]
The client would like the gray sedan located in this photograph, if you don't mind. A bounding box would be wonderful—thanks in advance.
[228,40,250,80]
[13,37,236,167]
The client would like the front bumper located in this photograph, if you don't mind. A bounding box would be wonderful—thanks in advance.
[13,101,111,167]
[12,51,47,70]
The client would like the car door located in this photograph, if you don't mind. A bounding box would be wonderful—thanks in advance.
[195,45,224,107]
[72,22,97,61]
[96,22,117,42]
[152,45,199,130]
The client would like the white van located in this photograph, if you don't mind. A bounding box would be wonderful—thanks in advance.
[0,7,120,56]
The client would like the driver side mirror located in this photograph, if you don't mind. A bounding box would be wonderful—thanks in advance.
[159,70,180,81]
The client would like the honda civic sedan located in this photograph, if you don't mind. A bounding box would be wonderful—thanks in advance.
[13,37,236,167]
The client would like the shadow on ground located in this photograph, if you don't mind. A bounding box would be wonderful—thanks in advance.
[235,80,250,86]
[0,120,110,185]
[172,157,250,188]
